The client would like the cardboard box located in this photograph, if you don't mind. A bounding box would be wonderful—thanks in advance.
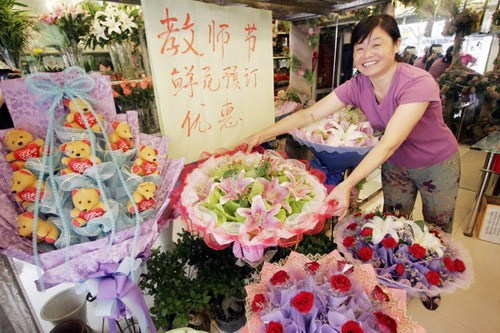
[477,196,500,244]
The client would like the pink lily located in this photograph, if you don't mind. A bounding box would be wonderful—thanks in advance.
[258,177,291,213]
[282,171,311,201]
[216,171,254,204]
[236,195,281,230]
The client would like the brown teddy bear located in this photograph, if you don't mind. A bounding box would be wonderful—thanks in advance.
[17,211,59,244]
[70,187,107,227]
[60,139,101,175]
[131,145,159,176]
[64,98,104,132]
[3,128,45,170]
[109,121,134,152]
[127,181,157,214]
[11,168,45,207]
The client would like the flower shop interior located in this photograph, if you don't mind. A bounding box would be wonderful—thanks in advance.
[0,0,499,332]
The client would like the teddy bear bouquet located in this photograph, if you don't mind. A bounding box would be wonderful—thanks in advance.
[0,67,183,331]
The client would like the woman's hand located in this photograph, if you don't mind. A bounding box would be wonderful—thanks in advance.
[240,132,263,153]
[327,181,352,220]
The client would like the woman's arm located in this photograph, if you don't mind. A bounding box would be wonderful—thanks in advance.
[329,101,429,218]
[243,91,346,152]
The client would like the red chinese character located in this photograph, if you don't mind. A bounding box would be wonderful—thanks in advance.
[181,109,212,137]
[222,66,240,90]
[158,9,203,57]
[201,66,221,92]
[218,101,242,130]
[208,20,231,60]
[244,67,259,88]
[244,23,257,61]
[170,66,199,97]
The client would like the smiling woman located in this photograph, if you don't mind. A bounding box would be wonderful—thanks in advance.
[241,14,460,238]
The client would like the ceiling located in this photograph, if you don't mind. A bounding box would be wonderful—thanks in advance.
[114,0,388,20]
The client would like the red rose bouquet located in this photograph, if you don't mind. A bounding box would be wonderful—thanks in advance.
[245,251,424,333]
[334,212,474,297]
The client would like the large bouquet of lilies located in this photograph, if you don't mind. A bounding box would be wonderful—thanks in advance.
[334,212,474,297]
[179,150,334,263]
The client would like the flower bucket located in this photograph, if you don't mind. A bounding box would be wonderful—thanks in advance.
[40,288,87,326]
[50,319,90,333]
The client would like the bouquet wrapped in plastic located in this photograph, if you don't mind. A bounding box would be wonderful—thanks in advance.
[334,212,474,298]
[290,106,379,176]
[245,250,425,333]
[0,67,184,332]
[179,149,334,263]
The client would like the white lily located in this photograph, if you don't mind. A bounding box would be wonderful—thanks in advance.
[363,215,405,244]
[408,221,445,258]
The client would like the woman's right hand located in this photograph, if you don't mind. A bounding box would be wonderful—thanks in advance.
[240,132,263,153]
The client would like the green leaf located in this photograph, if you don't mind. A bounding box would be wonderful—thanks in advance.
[173,314,189,328]
[414,220,426,231]
[248,180,264,200]
[275,208,287,222]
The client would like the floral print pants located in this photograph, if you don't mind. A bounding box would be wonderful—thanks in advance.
[382,152,460,233]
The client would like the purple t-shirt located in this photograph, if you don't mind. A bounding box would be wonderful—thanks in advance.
[334,63,457,168]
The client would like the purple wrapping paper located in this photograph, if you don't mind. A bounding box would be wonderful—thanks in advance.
[0,71,184,289]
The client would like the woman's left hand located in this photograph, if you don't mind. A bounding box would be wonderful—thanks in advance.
[327,181,352,219]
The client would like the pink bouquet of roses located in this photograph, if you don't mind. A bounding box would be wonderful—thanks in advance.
[245,251,424,333]
[334,212,474,297]
[179,150,334,263]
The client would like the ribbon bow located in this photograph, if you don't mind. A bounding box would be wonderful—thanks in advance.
[25,66,97,106]
[76,258,156,333]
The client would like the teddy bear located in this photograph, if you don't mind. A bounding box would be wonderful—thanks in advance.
[17,211,59,244]
[127,181,158,214]
[131,145,159,176]
[3,128,45,170]
[60,139,101,175]
[64,98,104,132]
[109,121,134,152]
[70,187,107,227]
[11,168,45,207]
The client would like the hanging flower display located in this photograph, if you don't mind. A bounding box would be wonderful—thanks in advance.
[245,251,424,332]
[290,56,314,84]
[179,150,334,263]
[334,212,474,297]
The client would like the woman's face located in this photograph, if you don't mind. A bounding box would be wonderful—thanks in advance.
[353,26,400,80]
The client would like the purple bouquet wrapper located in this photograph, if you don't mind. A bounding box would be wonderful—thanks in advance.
[0,70,184,289]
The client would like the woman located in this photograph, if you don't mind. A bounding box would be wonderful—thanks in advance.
[242,14,459,233]
[428,46,453,80]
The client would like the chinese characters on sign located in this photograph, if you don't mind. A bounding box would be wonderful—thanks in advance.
[143,0,274,162]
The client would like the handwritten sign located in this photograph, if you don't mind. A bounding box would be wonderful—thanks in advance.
[142,0,274,163]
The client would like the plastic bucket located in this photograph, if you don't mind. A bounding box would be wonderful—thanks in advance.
[40,288,87,326]
[50,319,89,333]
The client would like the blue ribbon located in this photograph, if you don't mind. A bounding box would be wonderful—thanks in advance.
[76,258,156,333]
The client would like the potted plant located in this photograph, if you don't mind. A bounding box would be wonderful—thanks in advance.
[141,231,253,331]
[0,0,33,69]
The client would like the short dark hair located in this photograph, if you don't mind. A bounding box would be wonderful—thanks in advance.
[100,59,114,71]
[351,14,401,49]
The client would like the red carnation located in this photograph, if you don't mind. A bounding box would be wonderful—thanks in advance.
[382,237,397,249]
[330,274,352,292]
[251,293,267,313]
[382,212,395,217]
[291,291,315,314]
[270,270,289,285]
[408,243,426,259]
[454,259,466,272]
[343,236,355,247]
[266,321,284,333]
[443,256,456,272]
[364,212,375,219]
[305,261,320,274]
[347,223,357,230]
[354,212,362,217]
[374,312,398,333]
[361,228,373,237]
[357,246,373,261]
[342,320,364,333]
[395,263,405,275]
[426,270,441,285]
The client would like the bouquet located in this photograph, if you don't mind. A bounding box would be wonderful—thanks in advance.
[179,150,333,263]
[290,106,379,176]
[334,212,474,297]
[0,67,183,332]
[113,77,154,111]
[245,251,424,333]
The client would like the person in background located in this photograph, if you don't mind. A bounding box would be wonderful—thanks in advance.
[412,46,428,69]
[428,46,453,80]
[242,16,459,310]
[401,46,417,65]
[98,59,114,75]
[414,44,442,71]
